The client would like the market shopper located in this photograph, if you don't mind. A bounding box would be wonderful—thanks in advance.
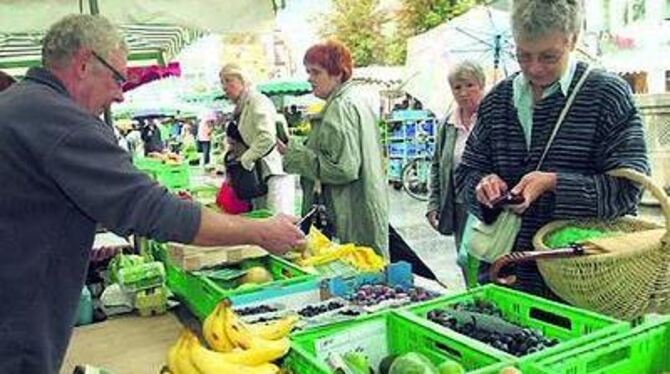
[196,112,213,165]
[220,63,295,215]
[0,14,304,374]
[455,0,649,297]
[426,60,486,287]
[277,40,390,258]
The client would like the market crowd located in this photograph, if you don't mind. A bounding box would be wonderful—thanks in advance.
[0,0,649,372]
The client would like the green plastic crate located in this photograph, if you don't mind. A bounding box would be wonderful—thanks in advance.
[524,315,670,374]
[283,311,516,374]
[133,157,164,178]
[151,241,316,320]
[403,284,629,365]
[156,164,190,190]
[188,184,219,204]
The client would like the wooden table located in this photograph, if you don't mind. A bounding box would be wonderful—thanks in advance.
[60,312,183,374]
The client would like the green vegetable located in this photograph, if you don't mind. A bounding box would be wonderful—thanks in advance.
[342,350,372,374]
[545,227,611,248]
[389,352,438,374]
[437,360,465,374]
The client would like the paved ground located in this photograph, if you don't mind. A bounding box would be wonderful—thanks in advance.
[387,186,466,291]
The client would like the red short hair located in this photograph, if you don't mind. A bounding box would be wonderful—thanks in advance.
[303,40,353,82]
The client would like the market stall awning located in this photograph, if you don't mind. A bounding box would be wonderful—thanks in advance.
[0,0,282,34]
[256,80,311,96]
[0,24,203,75]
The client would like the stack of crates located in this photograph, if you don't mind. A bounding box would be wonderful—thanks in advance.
[383,110,436,183]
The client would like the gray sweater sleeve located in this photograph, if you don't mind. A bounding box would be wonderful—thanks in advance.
[44,124,201,243]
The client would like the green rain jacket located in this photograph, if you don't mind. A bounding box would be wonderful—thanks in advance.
[283,80,389,258]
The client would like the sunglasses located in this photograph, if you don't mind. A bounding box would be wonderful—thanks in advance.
[91,50,126,87]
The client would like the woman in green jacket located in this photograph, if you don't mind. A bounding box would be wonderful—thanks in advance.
[277,40,389,258]
[426,60,486,285]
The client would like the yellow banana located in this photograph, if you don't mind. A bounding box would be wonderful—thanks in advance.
[224,307,291,361]
[188,334,280,374]
[247,314,299,340]
[175,331,202,374]
[203,301,234,352]
[167,331,187,374]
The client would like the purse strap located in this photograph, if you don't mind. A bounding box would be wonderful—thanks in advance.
[536,64,593,171]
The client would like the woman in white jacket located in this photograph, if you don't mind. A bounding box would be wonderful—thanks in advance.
[219,63,295,215]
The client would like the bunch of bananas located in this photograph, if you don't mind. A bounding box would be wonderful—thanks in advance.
[298,227,386,273]
[164,299,298,374]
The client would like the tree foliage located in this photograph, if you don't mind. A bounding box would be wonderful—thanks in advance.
[316,0,487,66]
[316,0,389,67]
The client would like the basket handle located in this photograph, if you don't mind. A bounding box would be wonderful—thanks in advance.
[606,168,670,244]
[489,245,586,286]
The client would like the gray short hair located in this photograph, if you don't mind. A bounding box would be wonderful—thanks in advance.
[220,63,251,87]
[448,60,486,88]
[512,0,583,41]
[42,14,127,68]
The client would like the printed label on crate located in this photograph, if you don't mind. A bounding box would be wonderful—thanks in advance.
[315,319,388,369]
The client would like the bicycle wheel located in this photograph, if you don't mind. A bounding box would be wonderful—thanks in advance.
[401,157,431,201]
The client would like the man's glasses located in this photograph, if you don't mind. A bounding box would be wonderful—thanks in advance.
[91,51,126,87]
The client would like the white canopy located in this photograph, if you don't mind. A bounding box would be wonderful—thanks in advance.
[0,0,279,34]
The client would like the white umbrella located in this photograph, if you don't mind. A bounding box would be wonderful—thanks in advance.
[402,6,516,119]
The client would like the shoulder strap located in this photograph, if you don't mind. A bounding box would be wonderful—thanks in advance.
[536,64,593,171]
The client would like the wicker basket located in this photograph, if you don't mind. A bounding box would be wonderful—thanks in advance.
[532,168,670,320]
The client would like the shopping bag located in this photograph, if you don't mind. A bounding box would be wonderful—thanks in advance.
[461,209,521,263]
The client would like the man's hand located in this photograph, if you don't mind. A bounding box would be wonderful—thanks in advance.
[426,210,440,231]
[276,139,288,155]
[254,213,305,255]
[475,174,509,208]
[509,171,557,214]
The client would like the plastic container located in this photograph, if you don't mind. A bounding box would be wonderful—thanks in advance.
[156,164,189,190]
[151,241,317,320]
[403,284,629,365]
[243,209,274,219]
[135,286,168,317]
[188,184,219,203]
[387,159,403,181]
[133,157,164,178]
[76,286,94,326]
[117,261,165,292]
[524,315,670,374]
[283,311,515,374]
[324,261,413,299]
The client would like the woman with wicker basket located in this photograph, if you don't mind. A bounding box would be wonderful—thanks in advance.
[455,0,649,299]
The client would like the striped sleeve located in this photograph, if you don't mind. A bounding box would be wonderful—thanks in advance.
[553,76,649,219]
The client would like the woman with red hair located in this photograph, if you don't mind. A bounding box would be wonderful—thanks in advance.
[277,40,389,257]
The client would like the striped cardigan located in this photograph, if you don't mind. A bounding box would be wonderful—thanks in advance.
[455,62,650,296]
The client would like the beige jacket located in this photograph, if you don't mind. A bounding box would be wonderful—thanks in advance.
[236,89,285,177]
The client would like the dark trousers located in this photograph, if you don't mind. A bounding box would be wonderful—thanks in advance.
[198,141,211,165]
